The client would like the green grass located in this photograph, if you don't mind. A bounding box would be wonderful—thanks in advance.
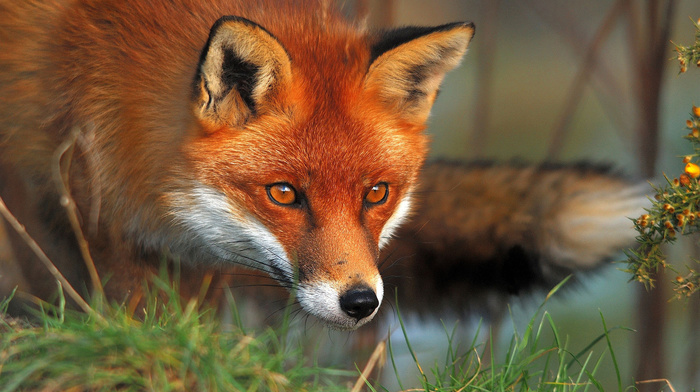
[0,281,353,392]
[0,277,636,391]
[379,278,634,392]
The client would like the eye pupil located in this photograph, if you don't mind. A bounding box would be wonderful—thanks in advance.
[365,183,388,205]
[268,183,297,205]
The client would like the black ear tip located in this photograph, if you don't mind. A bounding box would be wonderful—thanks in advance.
[462,21,475,34]
[370,21,475,64]
[442,21,475,30]
[445,21,475,37]
[427,21,475,35]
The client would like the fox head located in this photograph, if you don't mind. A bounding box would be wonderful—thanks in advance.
[171,15,474,330]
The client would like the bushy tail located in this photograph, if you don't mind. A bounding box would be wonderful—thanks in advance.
[381,161,649,318]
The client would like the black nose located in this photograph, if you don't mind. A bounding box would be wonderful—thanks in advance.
[339,286,379,321]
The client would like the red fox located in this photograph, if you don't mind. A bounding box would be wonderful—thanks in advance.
[0,0,646,329]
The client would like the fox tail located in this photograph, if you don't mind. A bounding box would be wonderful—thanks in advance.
[382,161,649,317]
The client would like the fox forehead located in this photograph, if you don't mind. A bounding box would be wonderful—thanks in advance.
[188,104,428,188]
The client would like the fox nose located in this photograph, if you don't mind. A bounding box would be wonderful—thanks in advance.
[339,286,379,321]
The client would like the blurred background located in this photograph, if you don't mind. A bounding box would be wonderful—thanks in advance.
[345,0,700,391]
[0,1,698,390]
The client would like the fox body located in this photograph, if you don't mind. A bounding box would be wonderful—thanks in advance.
[0,0,474,329]
[0,0,646,330]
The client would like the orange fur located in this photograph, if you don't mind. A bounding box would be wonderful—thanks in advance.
[0,0,473,329]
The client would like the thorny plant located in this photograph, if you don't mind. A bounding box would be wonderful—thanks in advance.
[626,18,700,300]
[675,17,700,74]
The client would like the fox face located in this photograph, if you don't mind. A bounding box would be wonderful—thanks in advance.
[159,17,474,329]
[175,112,419,329]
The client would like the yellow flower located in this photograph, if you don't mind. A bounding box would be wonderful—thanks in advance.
[685,162,700,178]
[693,106,700,118]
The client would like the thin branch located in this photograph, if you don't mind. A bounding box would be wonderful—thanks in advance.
[546,0,627,159]
[635,379,676,392]
[52,127,104,297]
[689,243,700,388]
[631,1,677,390]
[77,128,102,237]
[0,195,94,315]
[350,340,386,392]
[470,0,500,158]
[524,0,634,149]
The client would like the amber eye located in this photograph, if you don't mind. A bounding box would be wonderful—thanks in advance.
[267,183,297,206]
[365,183,388,205]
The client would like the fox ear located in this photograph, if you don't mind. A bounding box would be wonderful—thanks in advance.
[365,22,474,125]
[193,16,292,128]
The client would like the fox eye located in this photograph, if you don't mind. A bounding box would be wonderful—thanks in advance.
[365,183,389,205]
[267,183,297,206]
